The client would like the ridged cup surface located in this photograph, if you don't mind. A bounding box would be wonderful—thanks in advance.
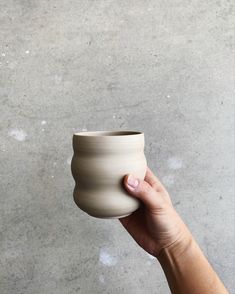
[71,131,147,218]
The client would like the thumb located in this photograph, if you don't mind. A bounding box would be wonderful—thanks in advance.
[123,174,164,211]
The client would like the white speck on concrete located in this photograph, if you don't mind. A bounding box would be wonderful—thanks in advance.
[41,128,45,132]
[8,128,27,142]
[3,249,20,259]
[41,120,47,125]
[54,75,62,84]
[25,50,30,54]
[167,157,183,170]
[1,53,6,57]
[51,175,54,178]
[162,174,175,186]
[66,156,72,165]
[99,248,118,266]
[8,61,17,69]
[99,274,105,284]
[166,94,171,98]
[112,114,116,119]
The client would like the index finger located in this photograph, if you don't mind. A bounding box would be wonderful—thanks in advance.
[144,167,165,192]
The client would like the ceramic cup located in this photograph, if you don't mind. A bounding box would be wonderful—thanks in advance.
[71,131,147,219]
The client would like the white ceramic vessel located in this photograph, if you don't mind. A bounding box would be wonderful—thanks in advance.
[71,131,147,218]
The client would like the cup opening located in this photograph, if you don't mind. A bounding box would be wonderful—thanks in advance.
[74,131,142,137]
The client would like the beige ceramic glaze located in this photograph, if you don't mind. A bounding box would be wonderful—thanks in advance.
[71,131,147,218]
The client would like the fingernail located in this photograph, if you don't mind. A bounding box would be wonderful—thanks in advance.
[127,175,139,189]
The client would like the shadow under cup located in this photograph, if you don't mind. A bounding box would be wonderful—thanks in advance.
[71,131,147,218]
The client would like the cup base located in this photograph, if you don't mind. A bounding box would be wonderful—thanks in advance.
[87,212,132,219]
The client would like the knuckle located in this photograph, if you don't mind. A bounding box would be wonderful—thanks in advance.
[152,182,163,192]
[152,182,159,190]
[139,181,153,196]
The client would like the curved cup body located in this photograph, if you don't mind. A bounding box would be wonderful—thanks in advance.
[71,131,147,218]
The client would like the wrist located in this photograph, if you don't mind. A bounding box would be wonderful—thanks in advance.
[156,228,228,294]
[157,227,193,262]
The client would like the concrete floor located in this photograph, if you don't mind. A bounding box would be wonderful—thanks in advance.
[0,1,234,293]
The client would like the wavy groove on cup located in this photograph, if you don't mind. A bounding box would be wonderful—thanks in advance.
[71,131,147,218]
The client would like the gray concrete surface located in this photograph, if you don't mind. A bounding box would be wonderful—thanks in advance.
[0,1,234,293]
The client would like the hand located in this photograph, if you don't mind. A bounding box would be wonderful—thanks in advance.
[119,167,228,293]
[119,167,191,257]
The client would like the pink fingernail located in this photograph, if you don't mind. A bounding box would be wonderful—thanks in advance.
[127,175,139,189]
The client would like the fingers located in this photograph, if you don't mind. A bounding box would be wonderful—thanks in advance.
[123,174,164,210]
[144,167,172,205]
[144,167,165,192]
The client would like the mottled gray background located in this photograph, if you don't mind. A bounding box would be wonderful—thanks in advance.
[0,1,234,293]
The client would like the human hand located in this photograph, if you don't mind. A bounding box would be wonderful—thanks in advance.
[119,167,228,293]
[119,167,191,258]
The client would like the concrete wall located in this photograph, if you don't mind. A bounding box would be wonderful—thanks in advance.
[0,1,234,293]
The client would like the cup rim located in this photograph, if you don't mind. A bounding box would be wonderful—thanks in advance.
[73,130,143,137]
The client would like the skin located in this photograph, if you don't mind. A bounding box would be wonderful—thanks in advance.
[119,167,228,294]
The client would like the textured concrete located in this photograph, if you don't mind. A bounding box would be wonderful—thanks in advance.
[0,1,234,293]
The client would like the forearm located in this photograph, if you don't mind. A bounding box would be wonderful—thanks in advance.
[157,233,228,294]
